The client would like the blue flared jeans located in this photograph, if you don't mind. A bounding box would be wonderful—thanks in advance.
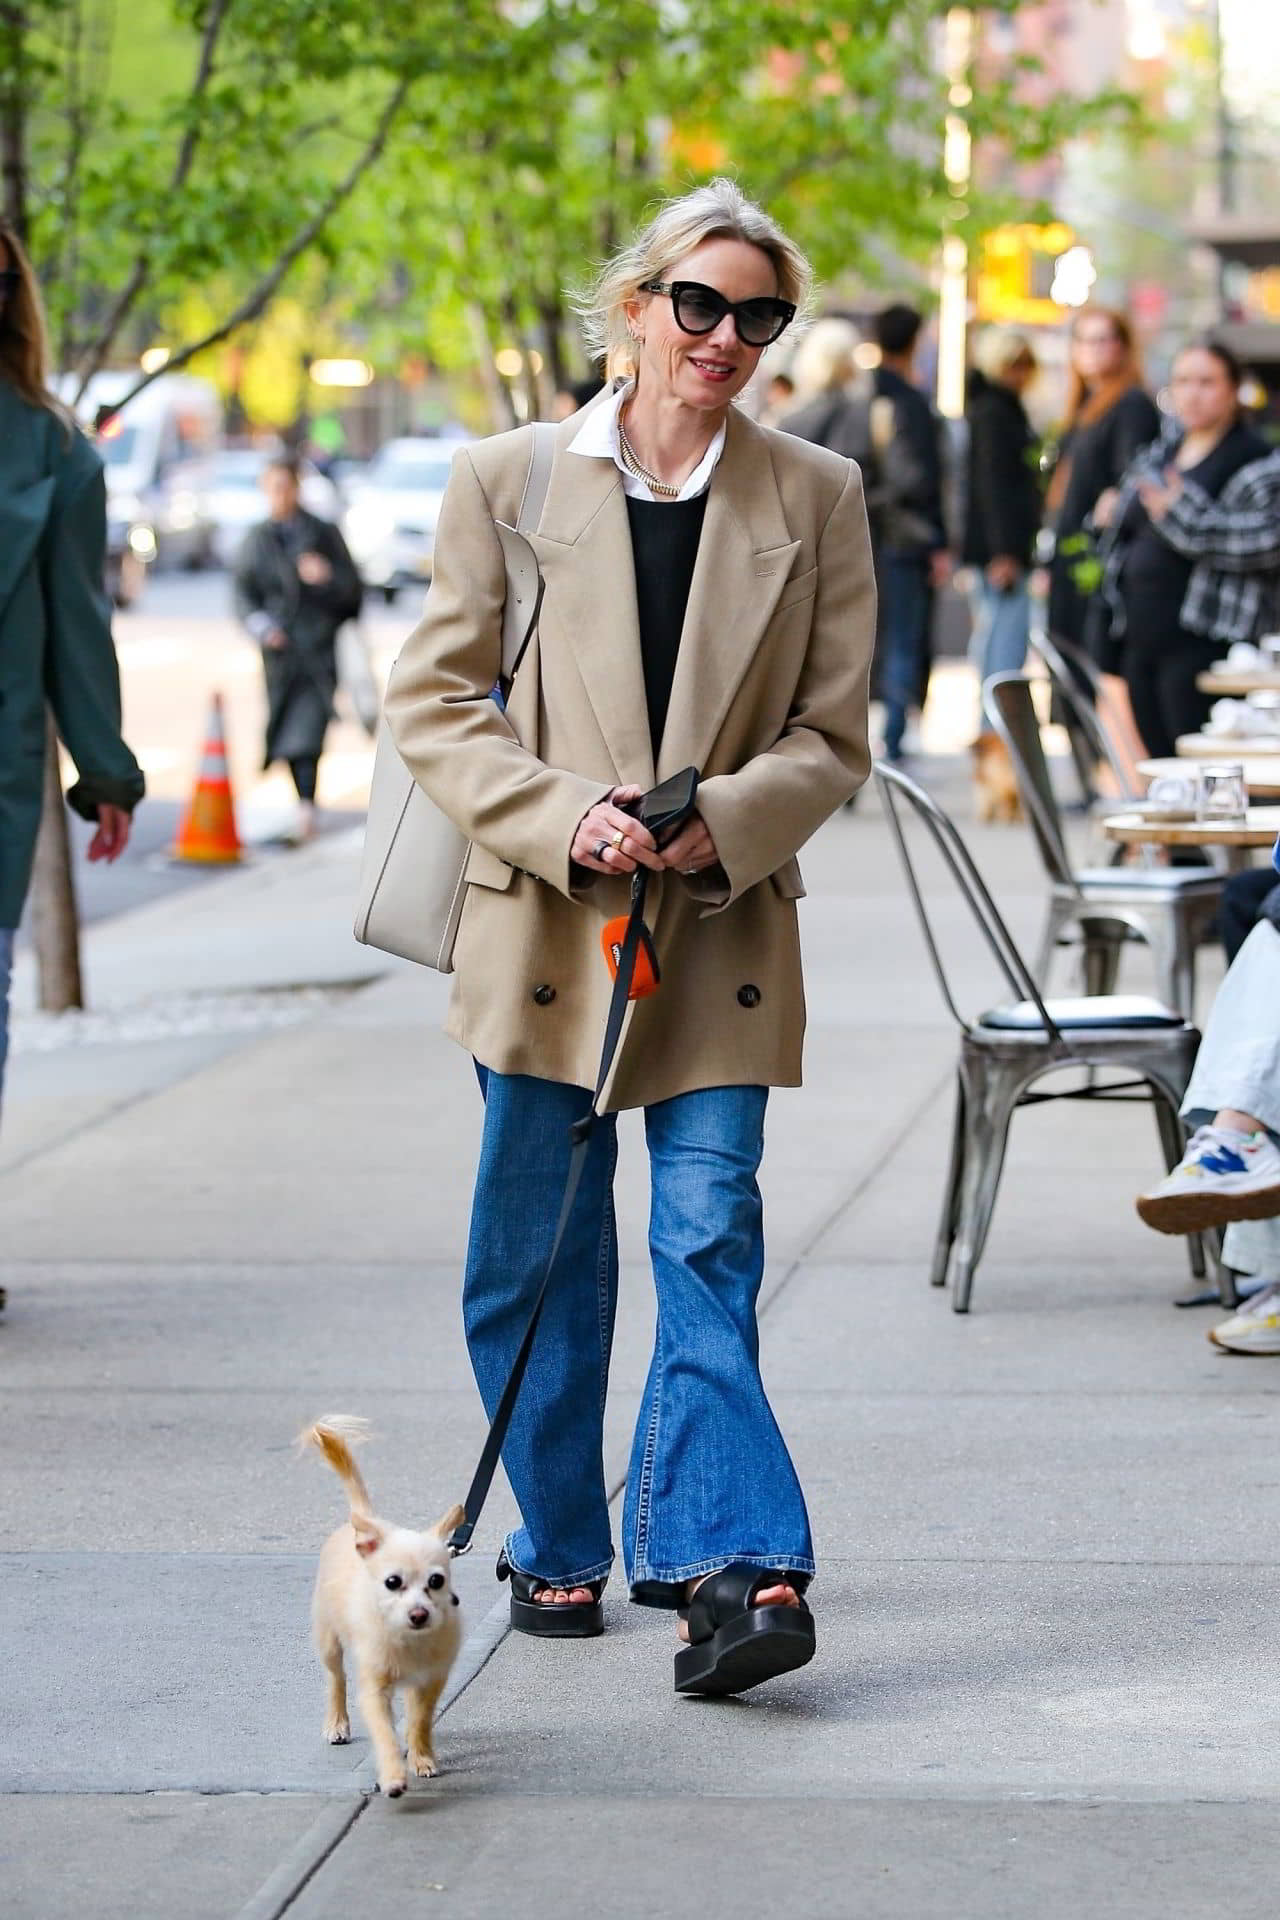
[463,1070,814,1605]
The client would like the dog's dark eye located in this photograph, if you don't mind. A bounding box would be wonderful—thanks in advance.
[427,1571,446,1592]
[384,1574,403,1591]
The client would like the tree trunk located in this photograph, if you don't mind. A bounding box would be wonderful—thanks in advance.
[30,712,84,1013]
[0,2,31,239]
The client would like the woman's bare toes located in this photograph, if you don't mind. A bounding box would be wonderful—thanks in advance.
[754,1583,800,1610]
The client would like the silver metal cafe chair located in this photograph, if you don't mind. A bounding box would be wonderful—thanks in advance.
[983,673,1222,1017]
[1028,627,1143,815]
[875,762,1230,1315]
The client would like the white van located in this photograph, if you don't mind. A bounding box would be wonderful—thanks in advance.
[59,371,223,580]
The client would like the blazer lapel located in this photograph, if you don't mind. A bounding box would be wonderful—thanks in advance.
[657,409,800,781]
[532,418,655,790]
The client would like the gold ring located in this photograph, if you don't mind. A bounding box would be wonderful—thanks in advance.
[611,828,626,849]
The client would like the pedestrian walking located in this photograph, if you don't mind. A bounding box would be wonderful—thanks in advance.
[1092,339,1280,760]
[962,328,1041,689]
[868,303,949,763]
[233,455,363,843]
[0,220,144,1113]
[385,178,876,1695]
[1044,306,1160,660]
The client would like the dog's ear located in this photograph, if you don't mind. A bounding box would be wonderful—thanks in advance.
[351,1513,384,1557]
[429,1501,466,1541]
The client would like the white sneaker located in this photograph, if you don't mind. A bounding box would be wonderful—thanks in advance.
[1209,1278,1280,1354]
[1136,1126,1280,1235]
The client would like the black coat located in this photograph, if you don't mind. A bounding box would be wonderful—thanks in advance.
[962,372,1041,569]
[1047,385,1161,647]
[779,388,887,545]
[873,366,947,555]
[233,510,362,765]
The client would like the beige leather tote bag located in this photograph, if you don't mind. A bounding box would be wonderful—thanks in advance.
[353,424,554,970]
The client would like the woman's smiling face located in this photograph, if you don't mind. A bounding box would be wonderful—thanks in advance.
[629,236,779,413]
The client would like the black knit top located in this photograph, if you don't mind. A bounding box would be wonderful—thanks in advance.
[625,493,709,752]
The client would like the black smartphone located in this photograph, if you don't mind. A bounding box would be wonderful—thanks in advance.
[630,767,699,848]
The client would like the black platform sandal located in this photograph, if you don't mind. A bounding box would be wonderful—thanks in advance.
[496,1551,606,1638]
[674,1563,815,1696]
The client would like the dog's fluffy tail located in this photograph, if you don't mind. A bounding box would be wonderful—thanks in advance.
[298,1414,376,1518]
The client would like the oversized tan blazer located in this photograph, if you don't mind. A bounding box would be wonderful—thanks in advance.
[385,395,876,1110]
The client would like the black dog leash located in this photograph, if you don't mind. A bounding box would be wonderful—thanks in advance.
[449,769,697,1558]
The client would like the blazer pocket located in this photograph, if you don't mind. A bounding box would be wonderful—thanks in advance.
[774,565,818,615]
[770,857,806,900]
[465,843,516,892]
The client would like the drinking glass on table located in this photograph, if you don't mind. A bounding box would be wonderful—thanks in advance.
[1146,774,1198,817]
[1198,763,1248,824]
[1261,635,1280,672]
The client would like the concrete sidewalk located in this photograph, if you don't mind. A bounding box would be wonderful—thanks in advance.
[3,761,1276,1920]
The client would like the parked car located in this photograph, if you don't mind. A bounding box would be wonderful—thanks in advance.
[68,372,223,575]
[340,436,469,601]
[104,504,154,609]
[206,448,343,568]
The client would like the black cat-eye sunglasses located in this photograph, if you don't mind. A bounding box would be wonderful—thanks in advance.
[640,280,796,348]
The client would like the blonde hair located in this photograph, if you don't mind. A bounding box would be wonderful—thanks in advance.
[973,326,1036,383]
[575,178,813,384]
[788,317,860,401]
[0,221,65,415]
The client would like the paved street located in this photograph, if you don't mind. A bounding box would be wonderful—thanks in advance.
[3,740,1277,1919]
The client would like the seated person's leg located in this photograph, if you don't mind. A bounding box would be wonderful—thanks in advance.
[1137,922,1280,1234]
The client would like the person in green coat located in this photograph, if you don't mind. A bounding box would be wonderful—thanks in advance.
[0,221,145,1104]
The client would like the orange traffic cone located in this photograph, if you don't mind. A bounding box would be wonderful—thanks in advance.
[172,692,243,864]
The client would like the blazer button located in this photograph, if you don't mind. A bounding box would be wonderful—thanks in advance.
[532,984,556,1006]
[737,984,762,1009]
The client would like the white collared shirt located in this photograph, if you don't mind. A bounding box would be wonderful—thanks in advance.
[567,382,726,502]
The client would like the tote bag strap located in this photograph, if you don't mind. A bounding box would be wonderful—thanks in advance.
[494,421,555,687]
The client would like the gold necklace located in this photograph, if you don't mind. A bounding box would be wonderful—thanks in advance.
[617,416,681,498]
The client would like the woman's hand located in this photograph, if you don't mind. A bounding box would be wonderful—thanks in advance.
[659,812,720,877]
[1091,487,1119,529]
[297,551,333,586]
[571,786,664,876]
[1137,468,1183,520]
[87,804,131,864]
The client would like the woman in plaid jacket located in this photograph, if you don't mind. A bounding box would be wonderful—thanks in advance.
[1091,339,1280,758]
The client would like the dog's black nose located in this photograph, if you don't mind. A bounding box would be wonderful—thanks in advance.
[407,1607,430,1628]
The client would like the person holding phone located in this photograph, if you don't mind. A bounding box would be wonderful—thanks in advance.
[1092,339,1280,759]
[386,179,876,1696]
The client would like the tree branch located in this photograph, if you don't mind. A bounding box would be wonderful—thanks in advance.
[95,73,413,422]
[73,0,234,399]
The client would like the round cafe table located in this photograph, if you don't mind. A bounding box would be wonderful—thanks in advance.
[1103,805,1280,872]
[1138,756,1280,799]
[1173,731,1280,759]
[1196,667,1280,697]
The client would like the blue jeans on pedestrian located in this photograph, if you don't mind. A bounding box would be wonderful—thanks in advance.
[878,551,933,760]
[0,927,13,1115]
[969,577,1030,688]
[463,1070,815,1603]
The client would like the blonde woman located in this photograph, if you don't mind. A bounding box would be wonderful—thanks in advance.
[0,222,143,1112]
[386,180,876,1696]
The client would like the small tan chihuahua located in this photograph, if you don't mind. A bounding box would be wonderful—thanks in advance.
[299,1415,464,1798]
